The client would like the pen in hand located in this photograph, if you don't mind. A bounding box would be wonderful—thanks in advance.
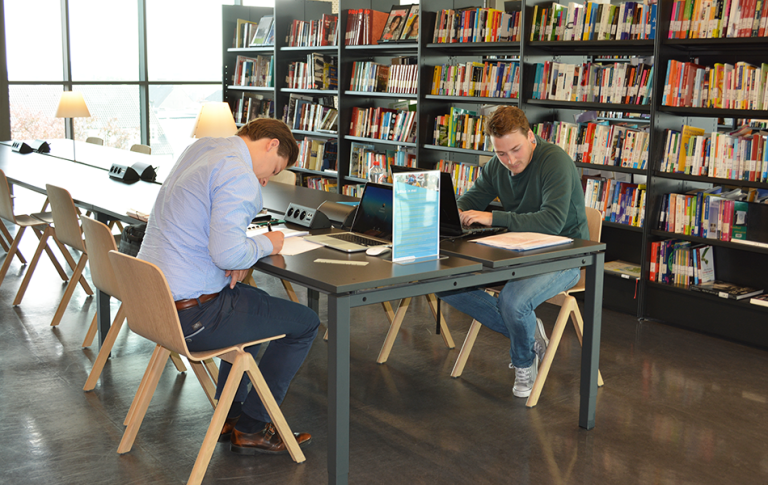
[267,222,272,232]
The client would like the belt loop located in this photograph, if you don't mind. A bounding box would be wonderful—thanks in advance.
[196,297,201,306]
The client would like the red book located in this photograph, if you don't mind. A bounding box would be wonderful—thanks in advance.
[649,241,660,282]
[369,9,389,45]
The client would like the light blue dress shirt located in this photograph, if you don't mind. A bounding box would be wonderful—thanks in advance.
[138,136,273,300]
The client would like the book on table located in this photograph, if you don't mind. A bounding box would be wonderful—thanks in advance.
[690,280,764,300]
[471,232,573,251]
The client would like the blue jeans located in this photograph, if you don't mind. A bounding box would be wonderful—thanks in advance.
[177,283,319,423]
[438,268,580,368]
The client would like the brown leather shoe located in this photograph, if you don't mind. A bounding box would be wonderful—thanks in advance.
[230,422,311,455]
[218,415,239,443]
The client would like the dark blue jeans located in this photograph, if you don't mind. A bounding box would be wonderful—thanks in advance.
[177,283,319,423]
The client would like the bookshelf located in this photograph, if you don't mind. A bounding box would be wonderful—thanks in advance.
[221,1,768,347]
[223,5,277,128]
[644,0,768,347]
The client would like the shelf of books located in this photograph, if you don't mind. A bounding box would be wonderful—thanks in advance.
[223,6,277,127]
[639,0,768,346]
[273,0,339,190]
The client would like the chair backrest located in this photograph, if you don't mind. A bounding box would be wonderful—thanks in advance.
[0,169,17,223]
[85,137,104,146]
[270,169,296,185]
[45,184,85,252]
[80,216,121,299]
[108,251,190,357]
[569,207,603,294]
[130,144,151,155]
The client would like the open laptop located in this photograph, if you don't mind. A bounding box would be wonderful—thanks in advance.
[390,166,502,238]
[303,183,393,252]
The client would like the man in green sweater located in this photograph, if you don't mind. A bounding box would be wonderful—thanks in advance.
[439,106,589,398]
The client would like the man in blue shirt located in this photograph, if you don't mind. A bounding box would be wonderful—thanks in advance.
[138,118,319,455]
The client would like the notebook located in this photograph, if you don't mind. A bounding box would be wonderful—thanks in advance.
[390,166,503,238]
[303,183,393,252]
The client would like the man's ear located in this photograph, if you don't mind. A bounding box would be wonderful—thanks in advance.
[268,138,280,152]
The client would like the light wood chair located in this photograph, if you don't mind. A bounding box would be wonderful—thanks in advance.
[80,217,218,402]
[129,144,151,155]
[85,136,104,145]
[0,169,69,288]
[108,251,305,484]
[450,207,605,407]
[13,185,94,324]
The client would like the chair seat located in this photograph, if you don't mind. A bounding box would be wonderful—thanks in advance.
[16,214,49,227]
[31,211,54,225]
[186,334,285,363]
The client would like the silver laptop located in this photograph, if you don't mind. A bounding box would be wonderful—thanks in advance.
[303,183,393,252]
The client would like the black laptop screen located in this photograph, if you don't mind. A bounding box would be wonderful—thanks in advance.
[351,183,393,240]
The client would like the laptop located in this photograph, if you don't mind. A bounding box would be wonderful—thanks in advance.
[390,166,503,238]
[303,183,393,252]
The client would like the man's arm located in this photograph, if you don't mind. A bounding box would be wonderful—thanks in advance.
[208,164,273,271]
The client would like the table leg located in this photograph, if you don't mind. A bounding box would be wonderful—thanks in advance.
[327,294,350,485]
[307,288,320,314]
[94,211,113,350]
[579,251,604,430]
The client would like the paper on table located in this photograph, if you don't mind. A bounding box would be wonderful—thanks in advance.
[280,237,322,256]
[471,232,573,251]
[246,224,308,239]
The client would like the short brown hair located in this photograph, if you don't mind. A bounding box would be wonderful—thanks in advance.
[484,106,531,138]
[237,118,299,167]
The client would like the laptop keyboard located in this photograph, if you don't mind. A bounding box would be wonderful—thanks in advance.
[328,233,384,247]
[461,223,499,234]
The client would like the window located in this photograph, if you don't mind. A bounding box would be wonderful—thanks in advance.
[4,1,63,81]
[69,0,139,81]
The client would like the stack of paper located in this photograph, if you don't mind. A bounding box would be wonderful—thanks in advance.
[472,232,573,251]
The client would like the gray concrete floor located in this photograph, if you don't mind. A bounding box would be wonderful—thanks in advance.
[1,192,768,484]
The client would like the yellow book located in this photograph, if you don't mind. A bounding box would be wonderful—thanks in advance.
[678,125,706,173]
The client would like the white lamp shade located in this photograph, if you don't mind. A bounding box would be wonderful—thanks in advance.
[55,91,91,118]
[191,102,238,138]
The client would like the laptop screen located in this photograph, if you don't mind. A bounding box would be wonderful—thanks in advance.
[390,166,462,232]
[351,183,393,240]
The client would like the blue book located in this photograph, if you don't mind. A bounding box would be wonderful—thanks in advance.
[649,4,657,39]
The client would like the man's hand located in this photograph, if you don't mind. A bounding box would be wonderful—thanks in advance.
[224,269,249,289]
[459,210,493,227]
[265,230,285,255]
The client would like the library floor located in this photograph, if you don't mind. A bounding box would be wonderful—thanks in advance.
[2,199,768,484]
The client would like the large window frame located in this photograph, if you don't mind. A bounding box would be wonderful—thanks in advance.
[0,0,263,145]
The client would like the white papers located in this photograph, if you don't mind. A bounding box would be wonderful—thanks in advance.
[280,237,322,256]
[246,224,308,239]
[472,232,573,251]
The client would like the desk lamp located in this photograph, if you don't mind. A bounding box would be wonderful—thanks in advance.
[191,102,238,138]
[55,91,91,161]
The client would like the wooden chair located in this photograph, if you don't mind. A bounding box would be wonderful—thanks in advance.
[450,207,605,407]
[129,144,151,155]
[85,136,104,145]
[14,185,94,323]
[80,217,218,402]
[0,169,70,288]
[108,251,305,484]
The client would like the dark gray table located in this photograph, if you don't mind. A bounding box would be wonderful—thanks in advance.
[255,237,605,485]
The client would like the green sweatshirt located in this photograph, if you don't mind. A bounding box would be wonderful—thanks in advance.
[458,134,589,240]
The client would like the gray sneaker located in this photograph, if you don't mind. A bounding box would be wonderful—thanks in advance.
[534,317,549,363]
[513,318,549,398]
[513,356,539,398]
